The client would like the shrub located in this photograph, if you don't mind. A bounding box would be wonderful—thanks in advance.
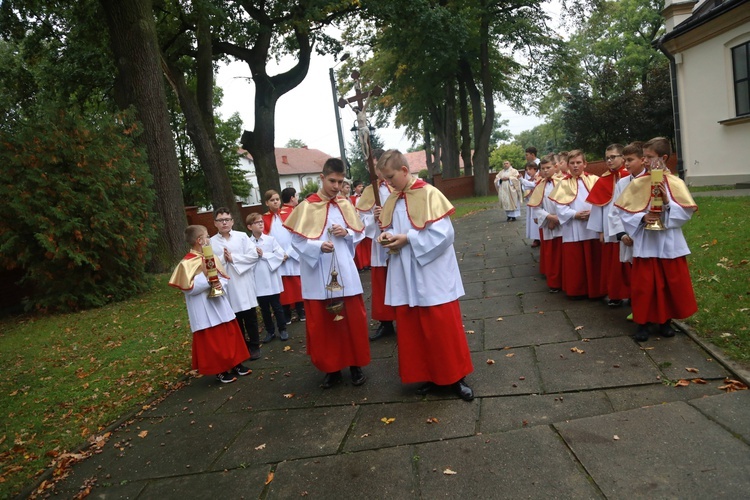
[418,169,429,179]
[299,179,321,200]
[0,107,157,311]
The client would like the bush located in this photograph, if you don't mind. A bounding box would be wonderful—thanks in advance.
[490,143,526,171]
[299,179,321,200]
[418,169,429,179]
[0,107,157,311]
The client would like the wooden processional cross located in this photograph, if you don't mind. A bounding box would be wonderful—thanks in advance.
[338,71,383,206]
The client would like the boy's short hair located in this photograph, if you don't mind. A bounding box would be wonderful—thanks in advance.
[558,151,569,161]
[372,149,385,161]
[622,141,644,157]
[213,207,231,219]
[539,156,553,166]
[567,149,585,161]
[343,178,352,186]
[525,146,538,156]
[525,161,539,171]
[605,143,624,154]
[643,137,672,158]
[264,189,279,202]
[185,225,206,245]
[377,149,410,171]
[322,158,346,176]
[245,212,263,225]
[352,180,363,189]
[280,187,296,203]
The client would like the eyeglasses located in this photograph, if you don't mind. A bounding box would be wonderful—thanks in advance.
[605,155,623,161]
[251,221,264,225]
[215,218,233,223]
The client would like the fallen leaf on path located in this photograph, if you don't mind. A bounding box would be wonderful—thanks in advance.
[443,468,457,475]
[360,433,370,438]
[283,346,292,352]
[613,435,620,441]
[283,393,294,399]
[265,472,274,485]
[255,443,266,450]
[486,359,495,365]
[685,367,699,373]
[505,353,515,358]
[496,317,503,321]
[466,330,475,334]
[570,347,585,354]
[137,431,148,438]
[692,378,707,384]
[640,347,655,350]
[574,326,584,331]
[426,417,439,424]
[675,379,690,387]
[381,417,395,425]
[718,378,748,392]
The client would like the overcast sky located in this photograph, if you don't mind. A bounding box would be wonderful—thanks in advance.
[215,2,562,158]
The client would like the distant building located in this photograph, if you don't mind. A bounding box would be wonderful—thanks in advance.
[238,146,333,204]
[659,0,750,186]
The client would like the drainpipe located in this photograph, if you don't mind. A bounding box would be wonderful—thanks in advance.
[655,36,685,180]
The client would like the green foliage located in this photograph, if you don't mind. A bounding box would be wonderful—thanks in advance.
[0,107,157,311]
[490,144,526,171]
[512,117,566,157]
[418,169,429,179]
[285,138,308,148]
[300,179,321,200]
[347,130,384,185]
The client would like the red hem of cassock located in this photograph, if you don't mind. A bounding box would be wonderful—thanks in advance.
[562,240,604,298]
[631,257,697,324]
[539,228,547,275]
[394,301,473,385]
[280,275,303,305]
[601,242,631,300]
[304,296,371,373]
[354,237,372,270]
[544,237,563,289]
[371,266,396,321]
[191,320,249,375]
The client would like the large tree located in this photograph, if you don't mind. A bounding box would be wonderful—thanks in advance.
[100,0,187,269]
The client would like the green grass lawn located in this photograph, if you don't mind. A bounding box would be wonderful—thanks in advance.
[0,193,747,497]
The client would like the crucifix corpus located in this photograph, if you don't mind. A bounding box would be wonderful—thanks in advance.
[338,70,382,205]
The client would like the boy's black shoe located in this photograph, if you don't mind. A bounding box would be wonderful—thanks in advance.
[279,330,289,341]
[549,288,561,293]
[453,378,474,401]
[369,321,395,341]
[249,349,262,361]
[216,371,237,384]
[350,366,366,386]
[299,313,306,322]
[262,332,275,343]
[416,382,436,395]
[608,299,623,307]
[234,364,251,376]
[321,371,342,389]
[634,325,649,342]
[660,321,676,337]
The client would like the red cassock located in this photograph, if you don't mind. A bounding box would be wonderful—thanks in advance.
[561,240,605,298]
[304,296,371,373]
[394,301,473,386]
[543,236,563,290]
[601,242,631,301]
[354,237,372,270]
[264,206,304,305]
[630,257,697,324]
[370,266,396,321]
[191,320,249,375]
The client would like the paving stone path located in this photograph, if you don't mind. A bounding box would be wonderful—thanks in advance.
[52,202,750,499]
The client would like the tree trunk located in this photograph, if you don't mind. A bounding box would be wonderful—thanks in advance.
[161,56,243,227]
[430,83,459,178]
[458,76,473,177]
[100,0,186,270]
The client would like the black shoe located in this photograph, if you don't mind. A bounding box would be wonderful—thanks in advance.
[279,330,289,341]
[608,299,624,307]
[506,216,511,222]
[262,332,275,343]
[234,364,251,376]
[249,349,261,361]
[453,378,474,401]
[549,288,561,293]
[321,371,343,389]
[416,382,436,395]
[634,325,649,342]
[298,312,306,322]
[369,321,395,341]
[216,371,237,384]
[350,366,366,386]
[660,321,676,337]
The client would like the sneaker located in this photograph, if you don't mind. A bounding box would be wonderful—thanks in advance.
[262,332,275,343]
[608,299,623,307]
[234,364,251,376]
[285,319,292,325]
[549,288,561,293]
[299,314,306,322]
[279,330,289,341]
[249,349,262,361]
[216,371,237,384]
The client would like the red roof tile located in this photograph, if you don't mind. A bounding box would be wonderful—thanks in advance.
[242,147,333,175]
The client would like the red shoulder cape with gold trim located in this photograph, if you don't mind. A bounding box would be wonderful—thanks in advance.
[586,167,629,206]
[282,193,364,239]
[168,252,228,291]
[549,173,599,206]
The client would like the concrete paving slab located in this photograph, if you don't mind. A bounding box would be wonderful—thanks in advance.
[55,480,146,499]
[455,256,487,272]
[146,378,243,417]
[463,318,485,352]
[217,363,322,412]
[555,402,750,499]
[640,335,730,381]
[521,290,595,313]
[690,390,750,442]
[343,399,479,452]
[141,466,270,498]
[510,263,541,278]
[267,446,417,499]
[484,275,549,297]
[462,280,484,300]
[215,405,358,469]
[605,380,726,412]
[462,266,511,283]
[480,391,614,434]
[484,310,578,349]
[415,427,601,498]
[460,296,522,320]
[467,348,543,397]
[565,305,634,339]
[249,337,313,368]
[536,337,662,392]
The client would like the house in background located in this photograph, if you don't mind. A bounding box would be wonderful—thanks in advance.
[659,0,750,186]
[238,146,333,204]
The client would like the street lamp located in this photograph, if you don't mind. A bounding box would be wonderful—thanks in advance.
[329,53,351,178]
